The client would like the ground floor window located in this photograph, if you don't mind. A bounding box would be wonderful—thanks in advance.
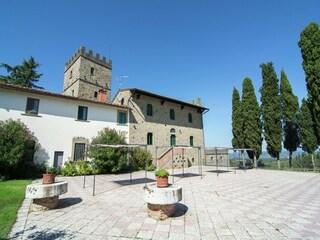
[54,151,64,168]
[170,134,176,146]
[74,143,86,161]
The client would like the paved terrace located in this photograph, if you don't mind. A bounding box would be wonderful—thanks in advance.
[9,167,320,240]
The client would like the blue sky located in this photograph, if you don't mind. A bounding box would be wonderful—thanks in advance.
[1,0,319,149]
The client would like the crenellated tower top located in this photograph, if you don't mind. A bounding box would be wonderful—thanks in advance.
[64,46,112,72]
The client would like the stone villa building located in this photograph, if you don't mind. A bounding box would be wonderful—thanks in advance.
[112,88,209,168]
[0,46,209,168]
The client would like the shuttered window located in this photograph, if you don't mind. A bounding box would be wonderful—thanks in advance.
[147,133,153,145]
[78,106,88,120]
[147,104,153,116]
[118,112,127,124]
[170,109,175,120]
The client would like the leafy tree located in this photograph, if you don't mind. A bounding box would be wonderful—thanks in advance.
[88,128,128,173]
[260,62,282,169]
[298,98,318,169]
[0,119,39,179]
[298,22,320,143]
[242,78,262,168]
[0,56,43,89]
[280,70,300,167]
[231,87,243,150]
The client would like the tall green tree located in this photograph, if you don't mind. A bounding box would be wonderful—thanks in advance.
[231,87,243,149]
[260,62,282,169]
[0,56,43,89]
[298,98,318,169]
[280,70,300,167]
[242,78,262,168]
[298,22,320,143]
[231,87,245,167]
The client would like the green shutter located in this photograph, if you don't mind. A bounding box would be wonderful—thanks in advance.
[78,106,88,120]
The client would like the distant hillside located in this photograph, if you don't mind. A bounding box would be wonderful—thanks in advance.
[229,150,304,161]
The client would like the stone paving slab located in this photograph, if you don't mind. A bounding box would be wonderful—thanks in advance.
[8,167,320,239]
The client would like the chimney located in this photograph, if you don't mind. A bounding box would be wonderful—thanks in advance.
[98,89,107,103]
[196,98,201,106]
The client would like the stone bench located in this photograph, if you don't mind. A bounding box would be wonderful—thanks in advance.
[143,183,182,220]
[25,181,68,211]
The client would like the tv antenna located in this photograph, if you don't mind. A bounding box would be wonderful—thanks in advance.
[117,75,128,87]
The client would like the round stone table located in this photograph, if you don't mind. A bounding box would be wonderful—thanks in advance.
[143,183,182,220]
[25,181,68,211]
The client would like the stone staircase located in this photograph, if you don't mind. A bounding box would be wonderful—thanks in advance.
[157,147,188,169]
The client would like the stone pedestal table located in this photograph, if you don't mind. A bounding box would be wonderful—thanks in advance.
[25,181,68,211]
[143,183,182,220]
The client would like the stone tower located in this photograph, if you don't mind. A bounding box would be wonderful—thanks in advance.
[63,46,112,103]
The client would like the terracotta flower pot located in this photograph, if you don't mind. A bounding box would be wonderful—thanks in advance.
[42,173,56,184]
[157,176,168,188]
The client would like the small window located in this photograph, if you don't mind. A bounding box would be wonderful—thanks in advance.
[188,113,193,123]
[170,134,176,146]
[90,67,94,76]
[121,98,124,105]
[147,104,153,116]
[170,109,175,120]
[190,136,194,147]
[94,91,98,98]
[72,90,74,96]
[147,133,153,145]
[118,111,127,124]
[78,106,88,120]
[26,98,39,115]
[70,70,73,79]
[74,143,85,161]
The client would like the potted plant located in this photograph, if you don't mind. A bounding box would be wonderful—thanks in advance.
[43,167,57,184]
[155,169,170,188]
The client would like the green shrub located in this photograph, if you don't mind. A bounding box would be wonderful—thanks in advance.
[146,164,156,171]
[0,119,39,179]
[60,161,93,176]
[132,148,153,171]
[88,128,128,173]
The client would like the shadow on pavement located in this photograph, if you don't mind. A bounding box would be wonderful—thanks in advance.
[173,203,188,217]
[171,173,201,178]
[56,197,82,209]
[113,177,155,186]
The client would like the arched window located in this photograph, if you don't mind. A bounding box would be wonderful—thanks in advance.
[170,135,176,146]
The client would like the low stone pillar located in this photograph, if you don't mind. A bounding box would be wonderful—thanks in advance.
[25,181,68,211]
[143,183,182,220]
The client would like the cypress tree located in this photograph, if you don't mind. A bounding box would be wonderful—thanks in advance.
[260,62,282,169]
[242,78,262,168]
[298,98,318,168]
[298,22,320,143]
[280,70,300,168]
[231,87,243,149]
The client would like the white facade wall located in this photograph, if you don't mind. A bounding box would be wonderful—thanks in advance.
[0,88,129,167]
